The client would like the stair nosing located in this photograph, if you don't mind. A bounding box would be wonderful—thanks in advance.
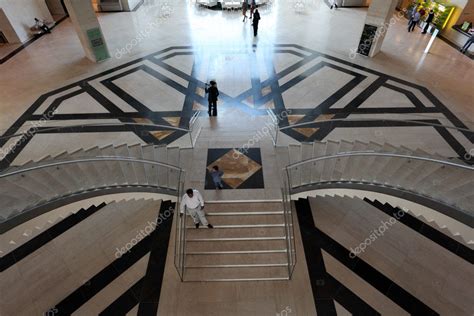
[185,249,288,255]
[183,277,290,282]
[206,212,284,216]
[186,237,287,242]
[185,263,288,268]
[186,224,285,229]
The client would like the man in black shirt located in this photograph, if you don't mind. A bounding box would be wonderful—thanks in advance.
[205,81,219,117]
[252,9,261,37]
[422,10,435,34]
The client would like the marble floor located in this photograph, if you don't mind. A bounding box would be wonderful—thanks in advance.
[0,0,473,315]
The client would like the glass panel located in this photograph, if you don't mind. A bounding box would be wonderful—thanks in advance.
[287,154,473,214]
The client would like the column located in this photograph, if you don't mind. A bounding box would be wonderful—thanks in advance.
[357,0,398,57]
[64,0,110,62]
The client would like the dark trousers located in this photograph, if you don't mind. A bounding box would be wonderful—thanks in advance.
[422,22,430,33]
[208,100,217,116]
[253,24,258,36]
[461,38,473,53]
[40,25,51,33]
[408,20,417,32]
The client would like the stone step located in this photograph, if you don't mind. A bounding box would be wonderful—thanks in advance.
[185,251,288,266]
[185,239,287,252]
[184,265,289,281]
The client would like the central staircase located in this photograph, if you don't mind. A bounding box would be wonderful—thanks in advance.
[181,202,292,281]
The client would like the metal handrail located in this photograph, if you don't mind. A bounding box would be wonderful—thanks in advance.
[188,111,203,148]
[174,173,186,281]
[0,156,182,177]
[189,111,200,126]
[286,152,473,170]
[0,122,191,141]
[279,118,473,133]
[266,109,280,145]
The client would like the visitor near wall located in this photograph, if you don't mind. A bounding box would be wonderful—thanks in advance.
[422,9,435,34]
[408,11,421,32]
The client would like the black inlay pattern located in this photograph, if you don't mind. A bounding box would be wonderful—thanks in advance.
[295,198,439,315]
[48,201,175,315]
[1,44,472,172]
[364,198,474,264]
[0,202,107,272]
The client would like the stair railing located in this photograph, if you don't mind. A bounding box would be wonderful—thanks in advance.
[188,111,203,148]
[281,174,297,279]
[0,157,183,233]
[174,177,187,281]
[274,118,473,147]
[284,152,474,222]
[266,109,280,146]
[0,121,196,156]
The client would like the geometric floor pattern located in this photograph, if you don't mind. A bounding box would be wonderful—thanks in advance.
[294,198,472,316]
[1,44,472,171]
[204,148,264,190]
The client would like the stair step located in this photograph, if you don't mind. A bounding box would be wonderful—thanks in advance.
[185,263,288,268]
[206,211,284,216]
[186,215,285,225]
[186,224,285,229]
[186,250,287,255]
[185,252,288,265]
[203,202,283,212]
[187,237,286,242]
[184,266,289,281]
[185,240,287,252]
[185,226,286,238]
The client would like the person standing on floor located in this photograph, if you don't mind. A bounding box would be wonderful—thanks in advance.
[205,80,219,117]
[210,165,224,190]
[330,0,338,9]
[249,0,256,19]
[408,10,421,32]
[460,29,474,54]
[242,0,248,22]
[252,9,261,37]
[180,189,213,229]
[422,9,435,34]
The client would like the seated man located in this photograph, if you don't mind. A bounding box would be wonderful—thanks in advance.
[34,18,51,34]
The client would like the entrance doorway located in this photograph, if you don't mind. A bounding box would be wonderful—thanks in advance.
[45,0,68,22]
[0,32,7,44]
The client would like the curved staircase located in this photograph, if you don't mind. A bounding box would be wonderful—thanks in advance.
[0,144,191,233]
[276,140,474,248]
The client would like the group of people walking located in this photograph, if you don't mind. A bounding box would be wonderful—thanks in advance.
[407,7,435,34]
[242,0,261,36]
